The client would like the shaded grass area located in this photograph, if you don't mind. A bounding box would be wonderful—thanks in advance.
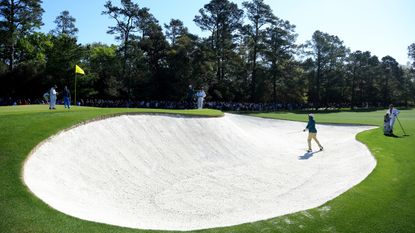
[1,105,414,233]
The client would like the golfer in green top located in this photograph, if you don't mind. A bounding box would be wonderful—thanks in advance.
[303,113,323,153]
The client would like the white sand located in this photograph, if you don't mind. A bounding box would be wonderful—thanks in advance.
[23,114,376,230]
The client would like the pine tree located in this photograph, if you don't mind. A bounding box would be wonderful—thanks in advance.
[51,10,78,37]
[0,0,44,71]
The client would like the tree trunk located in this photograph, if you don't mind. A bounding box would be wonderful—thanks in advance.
[215,25,221,82]
[350,66,356,110]
[384,71,389,106]
[315,50,321,111]
[8,0,16,72]
[123,32,130,100]
[250,22,259,102]
[272,65,277,104]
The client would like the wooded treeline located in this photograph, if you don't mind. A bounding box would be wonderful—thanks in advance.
[1,0,415,108]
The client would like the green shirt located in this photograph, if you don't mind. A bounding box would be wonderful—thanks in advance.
[306,119,317,133]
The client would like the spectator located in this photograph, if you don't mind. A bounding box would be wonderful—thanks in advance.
[196,87,206,109]
[186,84,195,109]
[63,86,71,109]
[49,85,58,110]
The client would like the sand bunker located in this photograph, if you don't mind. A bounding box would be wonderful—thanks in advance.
[23,114,376,230]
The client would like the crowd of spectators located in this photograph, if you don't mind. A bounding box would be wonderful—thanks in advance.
[0,97,46,106]
[1,97,297,111]
[0,97,393,112]
[80,99,305,111]
[71,99,382,111]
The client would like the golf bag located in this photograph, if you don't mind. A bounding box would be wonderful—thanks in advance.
[384,113,392,136]
[43,92,50,104]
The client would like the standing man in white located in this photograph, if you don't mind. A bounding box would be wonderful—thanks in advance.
[49,85,58,110]
[196,87,206,109]
[387,104,400,135]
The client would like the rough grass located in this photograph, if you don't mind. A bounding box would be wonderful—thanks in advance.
[0,105,414,233]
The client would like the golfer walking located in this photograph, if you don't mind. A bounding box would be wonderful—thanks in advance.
[303,113,323,152]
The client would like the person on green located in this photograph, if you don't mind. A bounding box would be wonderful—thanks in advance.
[49,85,58,110]
[63,86,71,109]
[303,113,323,153]
[186,84,195,109]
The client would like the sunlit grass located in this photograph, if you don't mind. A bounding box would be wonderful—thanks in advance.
[0,105,414,233]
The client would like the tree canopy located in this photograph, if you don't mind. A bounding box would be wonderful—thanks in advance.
[0,0,414,108]
[51,10,78,37]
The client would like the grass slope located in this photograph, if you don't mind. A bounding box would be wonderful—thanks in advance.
[0,106,414,233]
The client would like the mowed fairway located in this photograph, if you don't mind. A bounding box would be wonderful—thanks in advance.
[1,105,414,233]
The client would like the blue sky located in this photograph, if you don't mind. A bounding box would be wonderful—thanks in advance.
[40,0,415,65]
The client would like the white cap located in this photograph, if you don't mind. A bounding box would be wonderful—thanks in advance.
[308,113,314,117]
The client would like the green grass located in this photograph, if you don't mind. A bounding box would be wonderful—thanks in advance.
[1,105,414,233]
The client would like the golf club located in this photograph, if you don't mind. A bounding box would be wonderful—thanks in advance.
[396,116,408,136]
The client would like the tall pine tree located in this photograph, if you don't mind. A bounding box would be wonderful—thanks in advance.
[0,0,44,71]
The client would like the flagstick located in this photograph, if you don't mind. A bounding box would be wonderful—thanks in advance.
[74,73,77,106]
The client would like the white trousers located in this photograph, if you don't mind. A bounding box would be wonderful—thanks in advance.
[50,96,57,109]
[197,97,204,109]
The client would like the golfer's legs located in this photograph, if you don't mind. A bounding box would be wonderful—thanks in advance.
[308,133,322,149]
[313,135,322,148]
[307,133,313,150]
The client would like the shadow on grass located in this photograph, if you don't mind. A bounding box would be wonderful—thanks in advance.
[384,134,410,138]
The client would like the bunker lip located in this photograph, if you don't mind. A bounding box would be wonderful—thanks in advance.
[22,112,223,200]
[23,113,377,231]
[22,113,223,176]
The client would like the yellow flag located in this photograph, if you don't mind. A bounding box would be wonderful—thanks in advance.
[75,65,85,75]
